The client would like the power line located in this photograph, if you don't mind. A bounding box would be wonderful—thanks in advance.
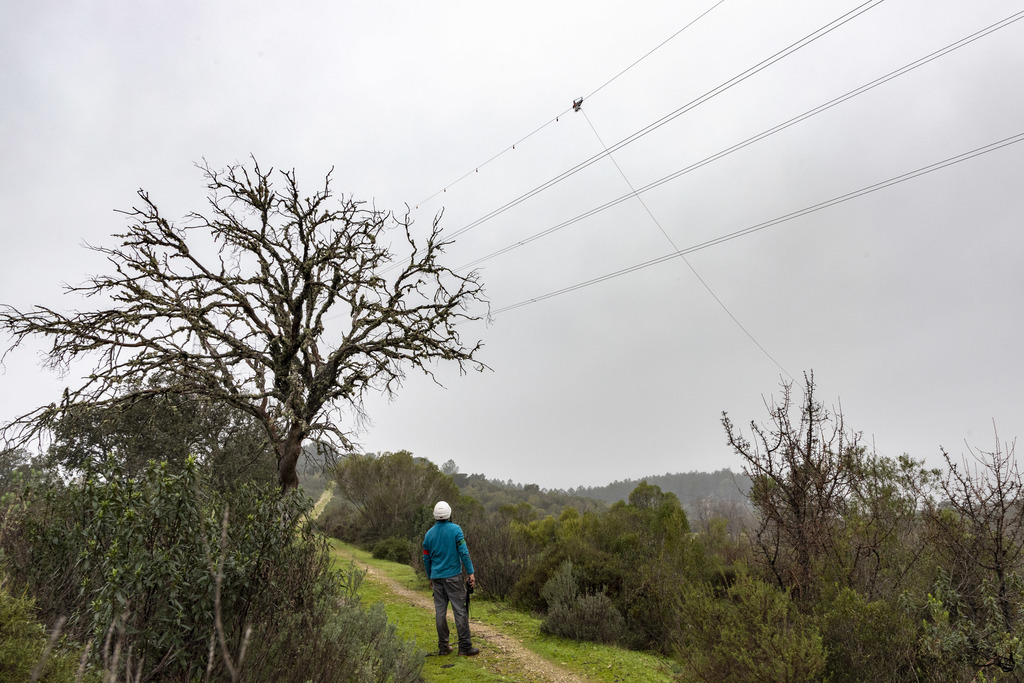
[446,0,886,243]
[491,131,1024,315]
[580,108,794,380]
[456,8,1024,272]
[584,0,727,102]
[410,0,728,212]
[412,115,568,211]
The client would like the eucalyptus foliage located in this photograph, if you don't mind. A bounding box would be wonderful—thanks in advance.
[2,457,421,681]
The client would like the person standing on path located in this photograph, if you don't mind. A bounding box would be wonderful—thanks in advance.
[422,500,480,656]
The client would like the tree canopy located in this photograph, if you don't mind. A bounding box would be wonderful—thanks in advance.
[46,382,276,492]
[0,159,487,490]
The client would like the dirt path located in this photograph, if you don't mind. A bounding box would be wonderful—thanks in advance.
[355,561,590,683]
[315,490,589,681]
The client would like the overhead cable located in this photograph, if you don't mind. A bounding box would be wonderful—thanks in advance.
[446,0,886,242]
[580,109,794,380]
[410,0,728,211]
[456,8,1024,272]
[582,0,727,102]
[491,132,1024,315]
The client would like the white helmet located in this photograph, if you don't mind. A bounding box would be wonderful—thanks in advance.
[433,500,452,520]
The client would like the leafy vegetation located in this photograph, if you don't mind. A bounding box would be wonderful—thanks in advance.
[7,368,1024,681]
[317,375,1024,682]
[676,570,826,681]
[1,456,422,682]
[539,561,625,644]
[0,576,97,683]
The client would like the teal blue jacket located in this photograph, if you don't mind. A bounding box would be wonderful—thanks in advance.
[422,520,475,579]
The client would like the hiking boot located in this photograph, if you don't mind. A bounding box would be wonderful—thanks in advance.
[438,644,453,656]
[458,646,480,656]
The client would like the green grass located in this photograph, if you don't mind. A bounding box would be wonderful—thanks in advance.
[328,540,678,682]
[310,484,333,519]
[330,542,524,681]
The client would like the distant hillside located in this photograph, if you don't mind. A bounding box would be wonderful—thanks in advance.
[570,468,751,514]
[449,467,751,522]
[452,471,606,517]
[312,449,750,523]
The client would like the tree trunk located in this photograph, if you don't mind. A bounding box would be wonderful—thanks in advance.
[276,422,304,493]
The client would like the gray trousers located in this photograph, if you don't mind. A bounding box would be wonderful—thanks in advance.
[432,575,471,650]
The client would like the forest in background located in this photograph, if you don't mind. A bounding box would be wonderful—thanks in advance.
[302,454,751,520]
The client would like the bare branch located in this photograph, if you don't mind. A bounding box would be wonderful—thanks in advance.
[0,159,488,490]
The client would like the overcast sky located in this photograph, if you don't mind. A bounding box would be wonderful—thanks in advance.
[2,0,1023,490]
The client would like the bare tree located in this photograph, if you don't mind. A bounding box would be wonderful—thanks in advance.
[0,159,486,491]
[722,373,859,602]
[724,374,936,605]
[925,429,1024,673]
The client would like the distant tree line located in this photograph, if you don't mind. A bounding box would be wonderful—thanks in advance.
[571,468,751,513]
[451,469,607,517]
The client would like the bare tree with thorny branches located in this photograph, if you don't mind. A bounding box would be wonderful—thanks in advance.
[0,159,487,492]
[722,373,860,603]
[723,373,936,606]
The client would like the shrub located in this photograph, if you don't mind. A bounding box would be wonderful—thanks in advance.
[819,587,919,682]
[2,457,423,682]
[511,485,702,652]
[540,561,625,645]
[676,572,826,682]
[4,458,302,678]
[510,547,568,612]
[0,574,96,683]
[241,564,422,683]
[462,511,539,600]
[916,572,1024,682]
[372,536,415,565]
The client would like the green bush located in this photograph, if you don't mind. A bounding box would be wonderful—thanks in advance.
[2,457,423,682]
[241,563,422,683]
[540,561,625,645]
[676,572,826,682]
[819,587,919,682]
[462,509,540,600]
[916,572,1024,682]
[0,575,97,683]
[512,484,705,653]
[372,536,415,565]
[5,458,300,677]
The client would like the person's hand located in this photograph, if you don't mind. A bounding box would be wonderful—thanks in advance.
[467,573,476,589]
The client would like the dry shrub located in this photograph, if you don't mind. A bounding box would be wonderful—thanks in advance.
[540,561,625,645]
